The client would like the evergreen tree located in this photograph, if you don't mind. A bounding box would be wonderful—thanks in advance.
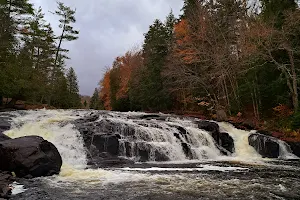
[132,14,175,111]
[0,0,33,104]
[90,88,100,109]
[66,67,81,108]
[261,0,297,28]
[53,1,79,66]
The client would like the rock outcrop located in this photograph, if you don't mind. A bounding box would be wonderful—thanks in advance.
[0,171,14,199]
[248,133,280,158]
[0,117,10,134]
[0,136,62,178]
[0,134,10,142]
[196,121,235,154]
[286,142,300,157]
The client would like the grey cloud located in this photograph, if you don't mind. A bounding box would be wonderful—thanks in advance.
[30,0,183,95]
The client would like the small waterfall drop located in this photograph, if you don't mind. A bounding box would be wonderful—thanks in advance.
[218,122,261,159]
[92,112,222,161]
[4,110,89,169]
[278,140,299,159]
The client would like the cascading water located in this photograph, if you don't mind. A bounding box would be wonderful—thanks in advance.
[4,110,297,165]
[87,112,223,162]
[218,122,262,159]
[4,110,89,169]
[2,110,300,200]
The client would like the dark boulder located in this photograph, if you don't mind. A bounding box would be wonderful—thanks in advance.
[248,133,279,158]
[196,121,220,143]
[286,142,300,157]
[0,171,15,199]
[0,136,62,178]
[181,143,193,159]
[0,118,10,133]
[0,134,10,142]
[219,132,234,154]
[196,121,235,155]
[92,134,119,156]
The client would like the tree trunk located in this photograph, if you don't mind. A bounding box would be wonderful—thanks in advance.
[0,95,3,106]
[54,19,66,66]
[288,50,298,112]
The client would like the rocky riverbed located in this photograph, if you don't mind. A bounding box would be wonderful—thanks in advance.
[0,110,299,199]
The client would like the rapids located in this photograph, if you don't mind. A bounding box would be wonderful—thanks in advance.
[1,109,300,200]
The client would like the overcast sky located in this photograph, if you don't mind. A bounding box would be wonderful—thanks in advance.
[29,0,183,96]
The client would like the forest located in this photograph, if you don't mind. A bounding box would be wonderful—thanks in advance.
[0,0,81,109]
[95,0,300,136]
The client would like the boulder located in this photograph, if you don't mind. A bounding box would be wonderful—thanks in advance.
[248,133,279,158]
[219,132,234,154]
[0,134,10,142]
[0,171,14,199]
[0,118,10,133]
[196,121,235,155]
[0,136,62,178]
[286,142,300,157]
[196,121,220,143]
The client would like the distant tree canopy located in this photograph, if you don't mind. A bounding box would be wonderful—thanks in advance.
[97,0,300,129]
[0,1,81,108]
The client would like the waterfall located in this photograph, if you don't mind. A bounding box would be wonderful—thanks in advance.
[278,140,299,159]
[218,122,261,159]
[4,110,89,169]
[2,110,298,170]
[91,112,223,161]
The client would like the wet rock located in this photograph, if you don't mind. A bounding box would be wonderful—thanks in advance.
[139,114,167,121]
[196,120,220,143]
[181,143,193,159]
[0,134,10,142]
[0,136,62,178]
[248,133,279,158]
[0,118,10,133]
[0,171,14,199]
[135,142,169,162]
[219,132,234,154]
[92,134,119,156]
[196,121,235,155]
[286,142,300,157]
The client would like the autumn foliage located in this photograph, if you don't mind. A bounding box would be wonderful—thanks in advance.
[99,49,142,110]
[96,0,300,137]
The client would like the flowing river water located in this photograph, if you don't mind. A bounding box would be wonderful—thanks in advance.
[2,110,300,200]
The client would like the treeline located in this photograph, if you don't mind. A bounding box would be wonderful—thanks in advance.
[0,0,81,109]
[97,0,300,127]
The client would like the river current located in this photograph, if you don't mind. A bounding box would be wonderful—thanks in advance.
[2,109,300,200]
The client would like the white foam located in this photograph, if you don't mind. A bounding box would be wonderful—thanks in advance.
[4,110,88,169]
[10,182,27,195]
[119,165,248,172]
[218,122,262,160]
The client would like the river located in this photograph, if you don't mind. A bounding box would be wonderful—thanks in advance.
[1,109,300,200]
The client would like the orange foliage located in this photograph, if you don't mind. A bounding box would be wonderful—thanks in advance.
[99,70,112,110]
[115,50,142,100]
[173,19,199,65]
[99,49,142,110]
[273,104,293,117]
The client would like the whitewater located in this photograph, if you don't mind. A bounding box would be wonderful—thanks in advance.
[2,109,300,200]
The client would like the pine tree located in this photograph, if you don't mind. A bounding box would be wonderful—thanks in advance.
[53,1,79,66]
[66,67,81,108]
[261,0,297,28]
[138,15,175,111]
[90,88,100,109]
[0,0,33,104]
